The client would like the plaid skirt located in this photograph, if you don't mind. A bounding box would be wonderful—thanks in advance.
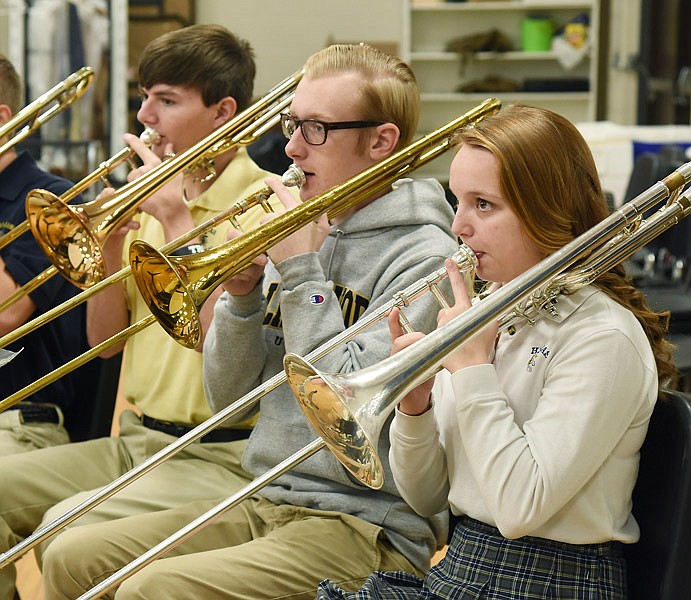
[316,516,627,599]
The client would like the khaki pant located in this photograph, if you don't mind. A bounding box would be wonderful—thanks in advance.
[0,406,70,456]
[0,410,251,600]
[43,495,419,600]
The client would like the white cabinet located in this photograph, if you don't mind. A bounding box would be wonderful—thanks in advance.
[402,0,601,181]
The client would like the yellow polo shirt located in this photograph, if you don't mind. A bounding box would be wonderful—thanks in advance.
[121,148,284,425]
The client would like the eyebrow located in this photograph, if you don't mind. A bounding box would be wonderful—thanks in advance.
[288,109,341,122]
[138,85,183,100]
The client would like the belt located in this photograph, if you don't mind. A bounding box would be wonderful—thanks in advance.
[7,403,60,424]
[141,415,252,444]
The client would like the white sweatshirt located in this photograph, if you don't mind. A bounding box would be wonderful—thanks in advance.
[390,284,658,544]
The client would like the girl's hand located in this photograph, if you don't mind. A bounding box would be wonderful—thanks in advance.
[439,258,498,373]
[388,307,434,416]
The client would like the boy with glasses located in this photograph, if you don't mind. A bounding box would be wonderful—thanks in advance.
[43,43,459,599]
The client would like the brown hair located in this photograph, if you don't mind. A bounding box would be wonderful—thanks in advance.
[304,43,419,151]
[0,53,22,114]
[137,24,256,111]
[456,104,677,390]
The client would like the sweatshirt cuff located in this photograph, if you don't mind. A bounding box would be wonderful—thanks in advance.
[393,402,438,439]
[274,253,325,290]
[448,364,499,407]
[220,283,263,318]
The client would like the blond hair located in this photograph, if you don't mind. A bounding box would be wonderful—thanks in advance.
[304,44,419,151]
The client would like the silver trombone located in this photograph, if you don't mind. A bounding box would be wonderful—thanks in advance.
[77,175,691,598]
[285,173,691,490]
[0,245,478,574]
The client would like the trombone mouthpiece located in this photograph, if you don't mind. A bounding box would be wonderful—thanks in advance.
[140,127,162,147]
[282,164,306,188]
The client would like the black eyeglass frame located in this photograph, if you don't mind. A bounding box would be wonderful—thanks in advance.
[280,112,385,146]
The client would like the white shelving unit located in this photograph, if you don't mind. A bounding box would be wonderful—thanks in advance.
[402,0,601,181]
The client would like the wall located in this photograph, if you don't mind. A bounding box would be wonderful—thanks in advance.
[195,0,402,95]
[195,0,641,124]
[607,0,641,124]
[1,0,639,124]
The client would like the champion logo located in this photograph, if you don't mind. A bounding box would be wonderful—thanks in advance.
[309,294,325,305]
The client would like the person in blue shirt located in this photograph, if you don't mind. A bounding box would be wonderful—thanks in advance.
[0,52,103,454]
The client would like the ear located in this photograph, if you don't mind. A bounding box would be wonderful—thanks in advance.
[368,123,400,161]
[0,104,13,127]
[214,96,238,126]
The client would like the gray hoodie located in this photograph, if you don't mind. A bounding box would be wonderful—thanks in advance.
[204,177,459,571]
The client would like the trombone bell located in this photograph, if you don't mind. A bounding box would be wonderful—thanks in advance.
[130,164,306,348]
[285,244,480,491]
[26,190,104,288]
[285,355,386,490]
[23,127,162,289]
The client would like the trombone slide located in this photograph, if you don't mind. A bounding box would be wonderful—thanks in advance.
[129,98,502,349]
[0,67,94,156]
[0,244,474,566]
[76,439,326,599]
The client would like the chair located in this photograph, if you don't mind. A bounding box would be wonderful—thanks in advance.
[624,388,691,599]
[62,353,122,442]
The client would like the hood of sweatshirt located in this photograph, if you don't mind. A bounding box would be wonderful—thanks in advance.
[327,177,454,237]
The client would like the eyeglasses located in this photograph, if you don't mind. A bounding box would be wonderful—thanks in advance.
[280,112,384,146]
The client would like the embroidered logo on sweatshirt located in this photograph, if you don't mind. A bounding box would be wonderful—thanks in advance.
[263,280,370,331]
[527,345,550,372]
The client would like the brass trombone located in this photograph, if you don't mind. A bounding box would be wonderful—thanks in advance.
[0,66,94,156]
[0,244,478,594]
[0,164,306,412]
[0,128,162,315]
[0,97,500,410]
[0,98,503,569]
[78,176,691,598]
[0,127,160,253]
[129,97,503,349]
[0,69,302,314]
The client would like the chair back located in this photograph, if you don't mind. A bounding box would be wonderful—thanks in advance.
[625,388,691,599]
